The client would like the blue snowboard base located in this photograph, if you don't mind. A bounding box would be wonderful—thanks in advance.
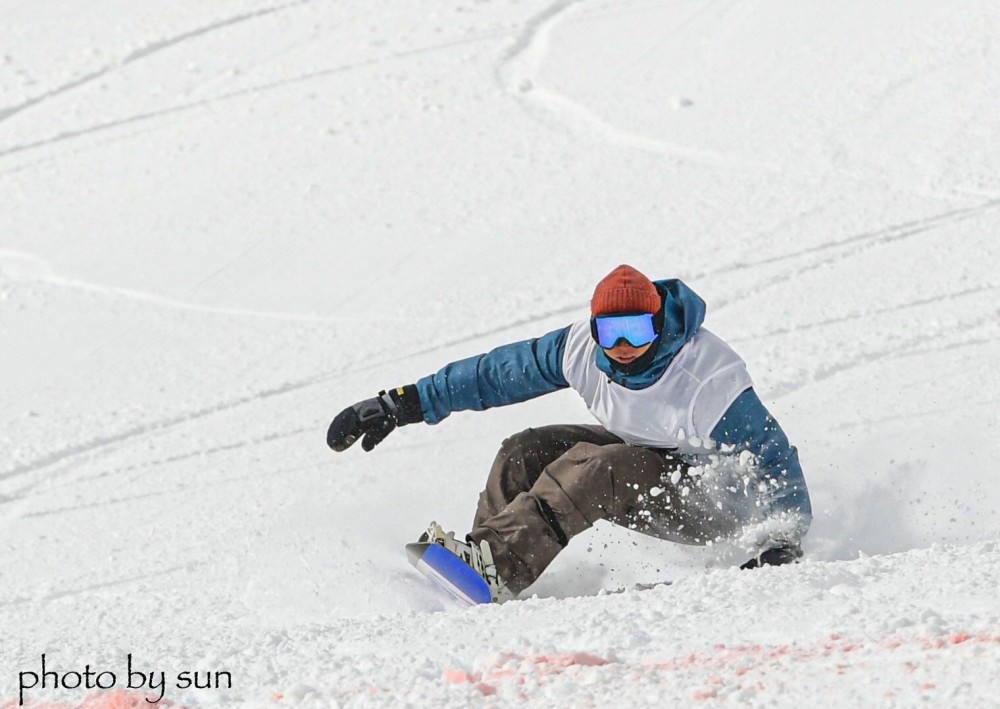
[406,541,493,607]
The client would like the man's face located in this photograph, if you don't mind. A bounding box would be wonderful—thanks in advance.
[603,340,653,365]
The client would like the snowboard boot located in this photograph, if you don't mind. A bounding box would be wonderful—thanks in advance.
[740,542,803,570]
[419,521,514,603]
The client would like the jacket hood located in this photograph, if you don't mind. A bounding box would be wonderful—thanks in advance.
[595,278,707,389]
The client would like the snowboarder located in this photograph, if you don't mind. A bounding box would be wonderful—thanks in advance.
[327,265,811,602]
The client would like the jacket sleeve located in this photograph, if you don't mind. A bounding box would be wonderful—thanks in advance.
[416,327,571,424]
[710,388,812,530]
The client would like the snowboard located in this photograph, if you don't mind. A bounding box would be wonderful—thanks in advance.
[406,541,493,607]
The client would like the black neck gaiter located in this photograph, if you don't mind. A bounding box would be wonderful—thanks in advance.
[607,336,661,376]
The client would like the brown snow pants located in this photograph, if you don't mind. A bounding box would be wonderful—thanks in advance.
[469,424,745,595]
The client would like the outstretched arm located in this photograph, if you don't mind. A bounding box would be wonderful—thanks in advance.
[327,327,571,452]
[417,327,571,424]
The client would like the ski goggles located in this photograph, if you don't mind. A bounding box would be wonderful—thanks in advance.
[590,312,659,349]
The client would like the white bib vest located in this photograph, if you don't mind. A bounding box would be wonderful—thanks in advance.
[561,321,753,452]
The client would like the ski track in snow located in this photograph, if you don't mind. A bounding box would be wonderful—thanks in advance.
[496,0,775,169]
[0,0,312,129]
[20,470,273,520]
[0,566,196,610]
[2,189,995,332]
[730,283,998,344]
[700,201,1000,399]
[769,307,1000,400]
[0,376,345,498]
[0,293,582,499]
[0,376,333,490]
[0,188,992,500]
[708,198,1000,312]
[498,0,581,68]
[0,27,513,164]
[696,199,1000,284]
[0,250,366,324]
[17,424,325,510]
[830,396,1000,432]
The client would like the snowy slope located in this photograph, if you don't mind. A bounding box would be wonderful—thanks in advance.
[1,0,998,706]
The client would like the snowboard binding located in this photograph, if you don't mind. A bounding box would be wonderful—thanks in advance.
[407,521,513,605]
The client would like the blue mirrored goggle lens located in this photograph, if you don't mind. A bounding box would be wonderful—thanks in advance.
[593,313,657,348]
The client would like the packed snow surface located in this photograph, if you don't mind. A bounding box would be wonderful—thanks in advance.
[2,0,998,706]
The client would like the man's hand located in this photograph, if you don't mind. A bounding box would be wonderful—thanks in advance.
[327,386,423,452]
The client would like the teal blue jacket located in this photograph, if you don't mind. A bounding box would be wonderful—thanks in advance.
[416,279,811,524]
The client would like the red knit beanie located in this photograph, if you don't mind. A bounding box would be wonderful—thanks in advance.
[591,265,661,316]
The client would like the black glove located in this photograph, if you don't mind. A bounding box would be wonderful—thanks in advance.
[327,385,423,452]
[740,542,803,570]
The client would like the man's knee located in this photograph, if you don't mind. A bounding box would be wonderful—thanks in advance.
[495,425,591,466]
[534,442,630,518]
[494,427,542,466]
[543,442,671,517]
[493,428,540,479]
[558,442,645,478]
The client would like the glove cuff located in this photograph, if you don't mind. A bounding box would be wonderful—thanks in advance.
[383,385,424,426]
